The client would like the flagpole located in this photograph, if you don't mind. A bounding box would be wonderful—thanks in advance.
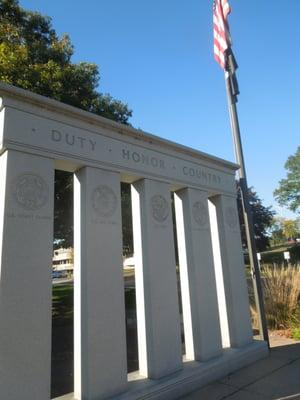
[224,71,270,348]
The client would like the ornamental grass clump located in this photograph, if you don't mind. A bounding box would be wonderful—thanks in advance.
[262,265,300,330]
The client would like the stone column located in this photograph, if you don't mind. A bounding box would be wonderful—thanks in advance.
[131,179,182,379]
[74,167,127,400]
[0,150,54,400]
[211,194,253,348]
[174,188,222,361]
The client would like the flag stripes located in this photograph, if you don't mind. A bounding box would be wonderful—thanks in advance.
[213,0,231,69]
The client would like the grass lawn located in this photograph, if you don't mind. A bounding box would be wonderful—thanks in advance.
[52,284,73,320]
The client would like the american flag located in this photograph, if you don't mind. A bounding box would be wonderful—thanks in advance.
[213,0,231,69]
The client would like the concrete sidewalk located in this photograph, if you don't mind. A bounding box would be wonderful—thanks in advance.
[180,335,300,400]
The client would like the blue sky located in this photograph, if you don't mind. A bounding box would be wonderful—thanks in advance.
[21,0,300,218]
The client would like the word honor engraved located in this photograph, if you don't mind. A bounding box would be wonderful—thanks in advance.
[11,173,49,210]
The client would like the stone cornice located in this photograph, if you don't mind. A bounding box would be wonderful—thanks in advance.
[0,82,239,173]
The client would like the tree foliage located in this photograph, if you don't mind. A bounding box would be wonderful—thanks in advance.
[269,217,285,246]
[0,0,132,124]
[269,217,300,247]
[274,146,300,214]
[237,185,275,252]
[282,218,300,240]
[54,171,73,249]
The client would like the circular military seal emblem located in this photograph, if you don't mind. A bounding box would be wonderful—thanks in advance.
[11,173,49,211]
[192,200,208,226]
[225,206,238,229]
[91,185,118,218]
[151,194,169,223]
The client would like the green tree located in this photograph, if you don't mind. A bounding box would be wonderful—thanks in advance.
[274,146,300,214]
[0,0,132,124]
[282,219,300,241]
[269,217,285,246]
[237,186,275,252]
[269,217,300,245]
[54,171,73,249]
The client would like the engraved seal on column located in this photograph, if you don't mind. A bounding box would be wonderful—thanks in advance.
[92,185,118,218]
[11,173,49,210]
[192,200,208,227]
[151,194,169,222]
[225,206,238,229]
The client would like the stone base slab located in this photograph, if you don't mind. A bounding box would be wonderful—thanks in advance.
[54,340,268,400]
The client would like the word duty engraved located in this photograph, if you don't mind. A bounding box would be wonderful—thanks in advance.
[192,200,208,227]
[151,194,169,223]
[11,173,49,211]
[91,185,118,218]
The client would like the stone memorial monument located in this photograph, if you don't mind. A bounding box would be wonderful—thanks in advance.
[0,83,268,400]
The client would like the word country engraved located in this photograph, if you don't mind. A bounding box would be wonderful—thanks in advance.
[11,173,49,211]
[91,185,118,218]
[151,194,170,223]
[225,206,238,229]
[192,200,208,227]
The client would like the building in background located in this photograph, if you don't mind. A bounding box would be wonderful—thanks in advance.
[52,248,74,275]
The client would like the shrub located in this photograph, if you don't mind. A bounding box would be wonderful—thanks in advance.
[251,265,300,331]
